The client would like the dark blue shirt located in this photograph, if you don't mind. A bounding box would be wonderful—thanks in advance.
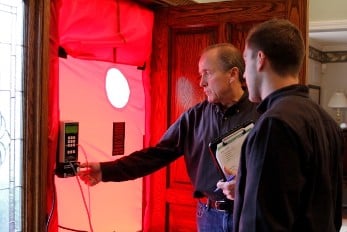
[100,91,259,200]
[233,85,344,232]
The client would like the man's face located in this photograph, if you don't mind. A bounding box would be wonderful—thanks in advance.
[243,44,261,103]
[198,49,232,105]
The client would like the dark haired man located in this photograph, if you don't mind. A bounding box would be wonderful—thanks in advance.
[233,18,344,232]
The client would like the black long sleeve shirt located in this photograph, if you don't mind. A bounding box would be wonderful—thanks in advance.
[100,91,259,200]
[233,85,344,232]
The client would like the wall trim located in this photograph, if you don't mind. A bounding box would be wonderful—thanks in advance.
[309,46,347,63]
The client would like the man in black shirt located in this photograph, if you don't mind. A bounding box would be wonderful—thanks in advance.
[78,43,259,231]
[233,19,344,232]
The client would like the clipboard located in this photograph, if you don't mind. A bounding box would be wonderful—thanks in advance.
[209,121,254,181]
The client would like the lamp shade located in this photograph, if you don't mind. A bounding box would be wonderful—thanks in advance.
[328,92,347,108]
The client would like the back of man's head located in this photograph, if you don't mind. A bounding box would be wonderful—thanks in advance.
[246,18,305,77]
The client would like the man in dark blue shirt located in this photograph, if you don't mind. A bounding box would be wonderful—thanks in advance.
[233,19,344,232]
[78,43,259,231]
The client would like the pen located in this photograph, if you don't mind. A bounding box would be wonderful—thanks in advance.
[214,175,236,192]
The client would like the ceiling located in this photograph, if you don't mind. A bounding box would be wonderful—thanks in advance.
[136,0,347,52]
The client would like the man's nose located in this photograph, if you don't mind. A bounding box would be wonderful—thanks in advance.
[199,77,207,87]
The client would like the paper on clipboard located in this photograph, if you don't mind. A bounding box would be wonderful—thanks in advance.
[209,121,254,180]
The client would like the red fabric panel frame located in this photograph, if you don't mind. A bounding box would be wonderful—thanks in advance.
[48,0,154,230]
[47,0,61,231]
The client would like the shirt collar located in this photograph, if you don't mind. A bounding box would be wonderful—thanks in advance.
[257,84,309,114]
[214,91,250,116]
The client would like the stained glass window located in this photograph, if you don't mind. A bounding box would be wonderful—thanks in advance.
[0,0,24,231]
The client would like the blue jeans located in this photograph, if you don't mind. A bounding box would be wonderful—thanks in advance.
[196,201,233,232]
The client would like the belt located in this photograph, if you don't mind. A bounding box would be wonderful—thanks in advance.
[199,198,234,212]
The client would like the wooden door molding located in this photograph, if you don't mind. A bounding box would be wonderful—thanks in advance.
[23,0,51,231]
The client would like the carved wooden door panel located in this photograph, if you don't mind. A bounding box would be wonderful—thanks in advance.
[147,1,307,231]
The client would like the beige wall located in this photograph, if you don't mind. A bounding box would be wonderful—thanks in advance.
[309,0,347,21]
[308,59,347,123]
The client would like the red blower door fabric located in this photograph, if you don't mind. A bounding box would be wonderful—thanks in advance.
[58,0,154,66]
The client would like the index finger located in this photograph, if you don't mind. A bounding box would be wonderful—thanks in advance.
[223,166,237,176]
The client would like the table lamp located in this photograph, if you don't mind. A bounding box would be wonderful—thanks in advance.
[328,91,347,126]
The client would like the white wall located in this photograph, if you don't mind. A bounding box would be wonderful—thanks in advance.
[308,58,322,86]
[308,58,347,123]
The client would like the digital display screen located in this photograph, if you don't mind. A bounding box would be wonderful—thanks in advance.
[65,124,78,134]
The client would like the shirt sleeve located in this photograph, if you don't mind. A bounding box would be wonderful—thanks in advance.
[100,146,180,182]
[100,112,189,182]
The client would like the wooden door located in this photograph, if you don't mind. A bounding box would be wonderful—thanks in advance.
[146,1,308,231]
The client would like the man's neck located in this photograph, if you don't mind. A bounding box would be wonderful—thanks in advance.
[262,75,298,100]
[222,88,245,109]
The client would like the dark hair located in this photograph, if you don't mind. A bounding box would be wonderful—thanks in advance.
[203,43,246,88]
[246,19,305,76]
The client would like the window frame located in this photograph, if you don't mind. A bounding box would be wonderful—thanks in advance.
[23,0,50,231]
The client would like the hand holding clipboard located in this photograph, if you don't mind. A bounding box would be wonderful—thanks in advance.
[209,121,254,181]
[214,174,236,192]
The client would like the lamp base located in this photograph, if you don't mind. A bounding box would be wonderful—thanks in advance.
[336,108,342,124]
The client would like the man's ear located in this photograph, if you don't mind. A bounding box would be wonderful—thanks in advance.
[257,51,266,71]
[228,67,239,83]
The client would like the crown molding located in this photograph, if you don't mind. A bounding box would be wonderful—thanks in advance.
[309,20,347,52]
[309,20,347,32]
[309,38,323,50]
[323,44,347,52]
[309,46,347,63]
